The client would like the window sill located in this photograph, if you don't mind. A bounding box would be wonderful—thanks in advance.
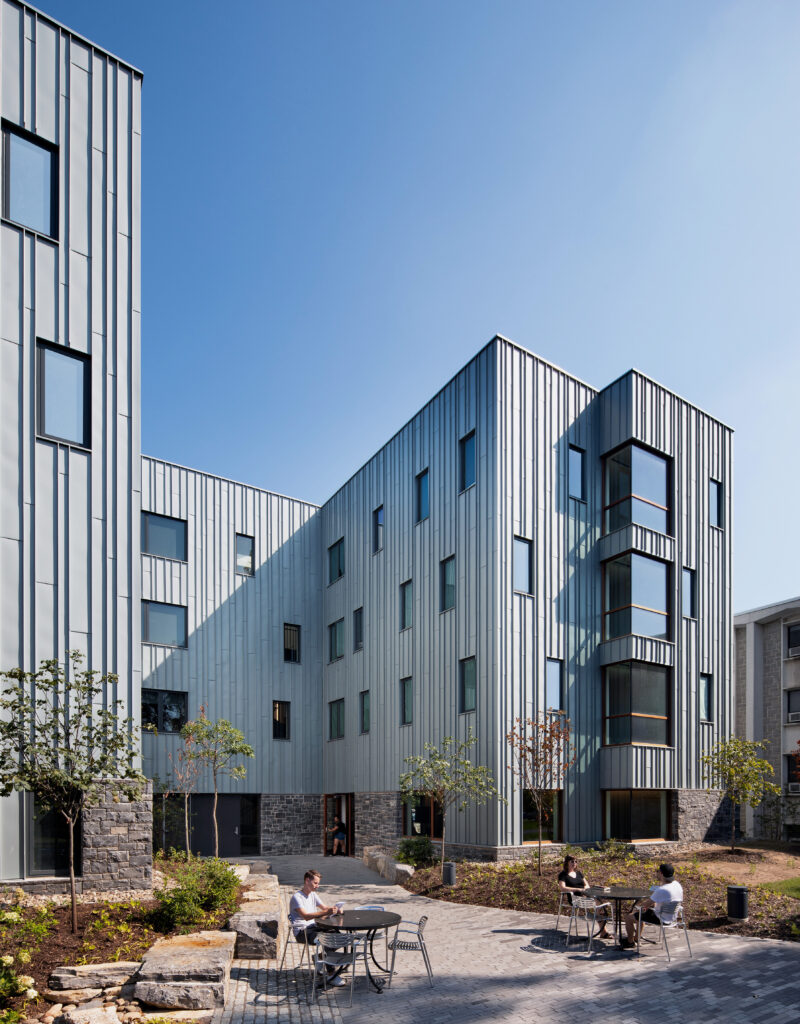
[459,709,476,716]
[143,553,188,565]
[353,647,363,654]
[142,640,187,649]
[440,606,455,615]
[415,517,429,526]
[513,590,534,597]
[458,482,476,495]
[36,433,91,453]
[329,656,345,664]
[328,736,345,742]
[399,626,412,634]
[235,571,255,578]
[602,742,673,749]
[1,216,58,244]
[327,577,344,588]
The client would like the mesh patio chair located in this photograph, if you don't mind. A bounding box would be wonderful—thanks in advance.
[277,928,313,973]
[311,931,367,1006]
[565,896,612,954]
[634,900,692,962]
[555,890,570,934]
[355,905,388,963]
[387,915,433,987]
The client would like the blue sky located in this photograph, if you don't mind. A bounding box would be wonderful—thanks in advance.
[36,1,800,612]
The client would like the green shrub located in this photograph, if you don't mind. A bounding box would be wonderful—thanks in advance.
[598,837,628,860]
[395,837,436,868]
[152,857,239,930]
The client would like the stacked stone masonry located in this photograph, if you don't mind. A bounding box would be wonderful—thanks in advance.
[762,621,782,777]
[259,794,322,855]
[81,782,153,891]
[672,788,735,842]
[353,791,403,854]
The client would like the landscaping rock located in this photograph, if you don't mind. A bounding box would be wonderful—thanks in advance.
[54,1007,121,1024]
[42,989,103,1005]
[133,931,236,1010]
[49,964,141,991]
[394,863,414,883]
[228,895,284,958]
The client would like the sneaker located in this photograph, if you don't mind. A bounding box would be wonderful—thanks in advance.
[620,938,636,949]
[329,975,347,987]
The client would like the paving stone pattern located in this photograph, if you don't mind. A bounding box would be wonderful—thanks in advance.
[214,855,800,1024]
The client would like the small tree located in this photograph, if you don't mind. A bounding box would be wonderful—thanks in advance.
[181,708,254,857]
[398,729,504,879]
[506,714,576,875]
[151,709,203,856]
[701,737,781,852]
[0,652,145,932]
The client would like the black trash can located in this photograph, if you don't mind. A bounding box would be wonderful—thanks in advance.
[442,861,457,886]
[727,885,749,921]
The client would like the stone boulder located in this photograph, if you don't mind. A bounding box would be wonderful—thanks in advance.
[42,989,103,1005]
[49,964,141,991]
[227,872,287,958]
[54,1007,121,1024]
[133,931,236,1010]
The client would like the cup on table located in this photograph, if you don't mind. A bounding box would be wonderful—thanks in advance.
[335,901,345,914]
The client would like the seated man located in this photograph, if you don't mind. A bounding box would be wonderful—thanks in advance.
[622,862,683,948]
[288,869,346,986]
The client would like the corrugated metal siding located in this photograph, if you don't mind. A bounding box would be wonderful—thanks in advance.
[0,1,141,879]
[140,457,323,796]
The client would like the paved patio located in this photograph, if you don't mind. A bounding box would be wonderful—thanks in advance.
[215,855,800,1024]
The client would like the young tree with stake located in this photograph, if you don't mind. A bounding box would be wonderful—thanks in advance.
[701,736,781,852]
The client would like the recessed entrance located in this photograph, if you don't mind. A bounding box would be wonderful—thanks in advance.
[154,794,260,857]
[324,793,354,855]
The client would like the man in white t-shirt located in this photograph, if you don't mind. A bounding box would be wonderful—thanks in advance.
[622,863,684,948]
[288,869,346,985]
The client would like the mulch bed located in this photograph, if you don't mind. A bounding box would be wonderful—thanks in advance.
[403,854,800,942]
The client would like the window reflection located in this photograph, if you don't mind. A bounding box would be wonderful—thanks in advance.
[5,129,56,236]
[604,445,669,534]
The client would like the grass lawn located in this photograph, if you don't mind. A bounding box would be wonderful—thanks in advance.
[764,876,800,899]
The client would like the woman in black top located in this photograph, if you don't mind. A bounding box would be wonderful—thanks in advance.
[557,855,610,938]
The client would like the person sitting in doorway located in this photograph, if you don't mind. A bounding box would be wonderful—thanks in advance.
[622,862,683,948]
[288,869,346,986]
[329,814,347,855]
[557,854,611,939]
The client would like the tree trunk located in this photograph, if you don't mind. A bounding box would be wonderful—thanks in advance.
[537,812,543,877]
[67,815,78,933]
[184,794,190,856]
[440,814,446,880]
[731,798,736,853]
[212,784,219,858]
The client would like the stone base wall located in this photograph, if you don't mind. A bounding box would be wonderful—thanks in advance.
[353,791,402,855]
[82,780,153,891]
[260,794,322,855]
[672,788,737,843]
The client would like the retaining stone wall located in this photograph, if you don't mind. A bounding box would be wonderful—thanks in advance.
[82,780,153,891]
[260,794,322,855]
[672,788,736,843]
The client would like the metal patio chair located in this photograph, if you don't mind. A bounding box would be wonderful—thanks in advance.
[635,900,692,961]
[387,914,433,987]
[566,895,612,954]
[311,931,367,1006]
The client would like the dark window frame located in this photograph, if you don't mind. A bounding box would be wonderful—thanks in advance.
[36,340,91,448]
[142,687,188,732]
[709,479,723,529]
[328,537,345,584]
[283,623,301,663]
[699,674,713,723]
[602,550,671,642]
[568,445,585,502]
[400,676,413,725]
[513,535,533,594]
[235,533,255,576]
[545,658,564,713]
[602,441,671,536]
[142,600,188,648]
[402,794,443,839]
[522,788,562,844]
[372,505,384,553]
[459,430,476,492]
[682,567,696,618]
[787,624,800,651]
[2,120,59,239]
[359,689,370,734]
[329,698,345,740]
[459,656,476,714]
[603,789,671,842]
[272,700,290,740]
[328,618,345,663]
[141,511,188,561]
[353,607,364,652]
[440,555,456,612]
[400,579,413,631]
[415,468,429,523]
[602,662,671,747]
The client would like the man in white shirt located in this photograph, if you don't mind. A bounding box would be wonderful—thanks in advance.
[288,869,346,985]
[622,863,684,948]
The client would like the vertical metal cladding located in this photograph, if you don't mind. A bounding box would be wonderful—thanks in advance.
[0,1,141,879]
[140,457,323,796]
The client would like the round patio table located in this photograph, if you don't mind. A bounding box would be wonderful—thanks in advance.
[585,886,650,949]
[317,909,401,990]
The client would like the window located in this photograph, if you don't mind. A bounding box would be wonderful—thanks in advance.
[403,794,443,838]
[142,601,187,647]
[786,752,800,789]
[604,552,669,640]
[400,677,413,725]
[604,663,669,745]
[545,659,563,712]
[3,122,57,237]
[400,580,413,630]
[522,790,560,843]
[142,688,188,732]
[605,790,668,841]
[360,690,370,734]
[699,674,713,722]
[459,430,476,491]
[328,537,344,583]
[235,534,254,576]
[415,469,429,523]
[788,624,800,653]
[142,512,187,561]
[284,623,301,663]
[513,536,532,594]
[353,607,364,651]
[709,479,723,529]
[788,690,800,717]
[604,444,669,534]
[568,446,585,501]
[29,794,81,877]
[459,657,476,713]
[273,700,290,740]
[36,342,90,447]
[372,505,384,553]
[328,618,345,662]
[682,568,696,618]
[440,556,456,611]
[329,698,345,740]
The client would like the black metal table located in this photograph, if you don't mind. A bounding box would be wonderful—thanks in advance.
[586,886,650,949]
[317,910,401,990]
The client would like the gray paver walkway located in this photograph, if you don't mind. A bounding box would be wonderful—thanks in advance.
[215,855,800,1024]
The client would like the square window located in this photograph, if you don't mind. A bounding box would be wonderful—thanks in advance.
[235,534,254,575]
[513,537,532,594]
[682,568,696,618]
[788,624,800,652]
[545,659,563,712]
[787,690,800,715]
[459,657,476,713]
[373,505,384,553]
[353,607,364,651]
[142,512,187,561]
[415,469,429,523]
[284,623,301,663]
[400,677,413,725]
[273,700,290,740]
[328,618,345,662]
[36,342,90,447]
[459,431,476,491]
[360,690,370,733]
[568,446,585,501]
[400,580,413,630]
[329,698,345,740]
[699,675,713,722]
[709,479,723,529]
[142,601,187,647]
[604,553,669,641]
[142,688,187,732]
[328,537,345,583]
[3,123,57,237]
[440,556,455,612]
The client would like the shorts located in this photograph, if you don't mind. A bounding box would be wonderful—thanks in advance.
[638,908,662,926]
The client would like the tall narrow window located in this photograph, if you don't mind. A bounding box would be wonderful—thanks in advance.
[328,619,345,662]
[328,537,344,583]
[273,700,290,740]
[604,444,669,534]
[604,663,669,745]
[353,607,364,651]
[459,657,477,713]
[568,446,585,501]
[36,342,90,447]
[682,568,696,618]
[360,690,370,734]
[3,123,58,237]
[709,479,723,529]
[329,699,345,740]
[415,469,429,523]
[699,675,713,722]
[459,431,476,491]
[235,534,254,576]
[142,512,187,561]
[545,659,563,712]
[400,580,413,630]
[513,537,532,594]
[142,601,188,648]
[400,677,413,725]
[604,553,669,640]
[788,624,800,656]
[440,556,456,611]
[372,505,384,553]
[284,623,301,663]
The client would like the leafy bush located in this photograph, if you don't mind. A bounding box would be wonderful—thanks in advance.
[395,836,436,868]
[152,857,240,930]
[0,955,37,1010]
[598,837,628,860]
